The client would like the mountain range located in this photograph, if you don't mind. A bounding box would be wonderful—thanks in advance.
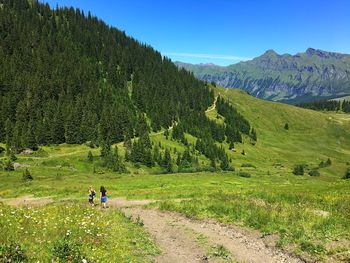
[176,48,350,104]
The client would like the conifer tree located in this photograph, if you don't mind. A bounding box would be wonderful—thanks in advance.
[162,148,172,173]
[5,119,13,155]
[26,118,38,150]
[87,151,93,162]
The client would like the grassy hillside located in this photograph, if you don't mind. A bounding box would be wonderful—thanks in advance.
[1,87,349,261]
[212,87,350,178]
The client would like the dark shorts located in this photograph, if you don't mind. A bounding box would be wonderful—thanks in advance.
[101,196,107,203]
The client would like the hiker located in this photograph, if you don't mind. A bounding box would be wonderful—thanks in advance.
[100,186,108,208]
[88,186,96,206]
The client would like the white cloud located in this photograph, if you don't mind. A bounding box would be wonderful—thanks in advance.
[163,52,251,61]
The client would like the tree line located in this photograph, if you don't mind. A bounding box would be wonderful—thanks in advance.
[296,99,350,113]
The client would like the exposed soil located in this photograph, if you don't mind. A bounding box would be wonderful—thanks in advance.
[110,198,303,263]
[0,195,53,206]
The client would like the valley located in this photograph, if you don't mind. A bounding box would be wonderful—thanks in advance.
[0,0,349,262]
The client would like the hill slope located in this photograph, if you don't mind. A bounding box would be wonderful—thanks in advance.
[176,48,350,104]
[209,87,350,177]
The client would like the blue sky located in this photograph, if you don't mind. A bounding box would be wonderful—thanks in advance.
[43,0,350,66]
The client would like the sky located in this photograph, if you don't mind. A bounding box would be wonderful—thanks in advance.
[43,0,350,66]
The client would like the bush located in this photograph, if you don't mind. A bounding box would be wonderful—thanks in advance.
[0,243,27,262]
[0,146,5,154]
[308,169,320,177]
[87,151,93,163]
[293,164,304,175]
[319,158,332,168]
[4,160,14,171]
[52,236,84,262]
[344,168,350,179]
[241,163,256,168]
[238,171,251,178]
[10,151,17,161]
[23,169,33,181]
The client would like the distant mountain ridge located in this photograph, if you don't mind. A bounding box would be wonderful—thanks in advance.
[176,48,350,104]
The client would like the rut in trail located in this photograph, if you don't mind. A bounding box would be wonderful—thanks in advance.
[110,198,302,263]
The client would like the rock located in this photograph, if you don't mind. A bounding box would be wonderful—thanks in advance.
[13,163,28,170]
[20,149,34,155]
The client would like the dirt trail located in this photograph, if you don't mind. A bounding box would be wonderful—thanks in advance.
[205,95,219,113]
[110,198,302,263]
[0,195,53,206]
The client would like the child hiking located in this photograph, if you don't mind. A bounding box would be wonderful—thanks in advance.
[88,186,96,206]
[100,186,108,208]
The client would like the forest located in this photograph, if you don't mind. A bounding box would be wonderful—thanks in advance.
[0,0,254,171]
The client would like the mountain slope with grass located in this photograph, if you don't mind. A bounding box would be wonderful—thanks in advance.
[176,48,350,104]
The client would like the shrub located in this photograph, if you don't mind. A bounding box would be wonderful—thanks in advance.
[238,171,251,178]
[23,169,33,181]
[344,168,350,179]
[10,151,17,161]
[0,243,27,262]
[308,169,320,177]
[0,146,5,154]
[4,160,14,171]
[241,163,256,168]
[284,123,289,130]
[293,164,304,175]
[87,151,93,163]
[319,158,332,168]
[52,236,84,262]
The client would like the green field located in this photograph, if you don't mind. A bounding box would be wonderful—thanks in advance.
[1,87,349,261]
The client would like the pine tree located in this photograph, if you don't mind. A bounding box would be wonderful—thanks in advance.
[5,119,13,155]
[162,148,172,173]
[220,155,230,171]
[87,151,93,162]
[210,157,216,169]
[26,118,38,150]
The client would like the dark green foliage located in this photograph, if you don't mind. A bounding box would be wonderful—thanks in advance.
[22,169,33,181]
[87,151,93,163]
[164,129,169,140]
[0,243,27,262]
[52,236,84,262]
[171,123,187,145]
[293,164,304,175]
[216,96,252,138]
[220,155,231,171]
[103,146,127,173]
[0,0,213,147]
[250,128,257,142]
[229,141,235,150]
[241,150,246,155]
[344,168,350,179]
[210,158,216,169]
[195,138,227,164]
[4,160,14,171]
[308,169,320,177]
[162,148,173,173]
[130,139,153,167]
[238,171,251,178]
[297,100,341,111]
[0,146,5,154]
[181,148,192,164]
[319,158,332,168]
[10,151,17,161]
[241,163,256,168]
[284,123,289,130]
[343,100,350,113]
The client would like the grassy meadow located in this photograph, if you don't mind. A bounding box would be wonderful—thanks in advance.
[0,87,349,261]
